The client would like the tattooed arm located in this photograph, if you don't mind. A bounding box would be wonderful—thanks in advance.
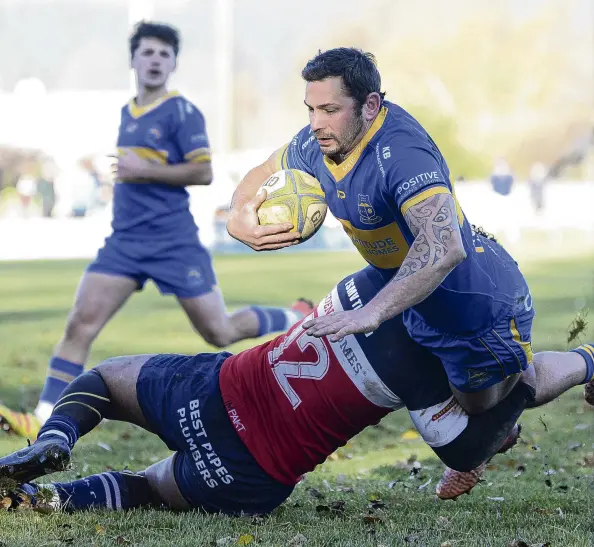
[303,191,467,341]
[368,192,467,323]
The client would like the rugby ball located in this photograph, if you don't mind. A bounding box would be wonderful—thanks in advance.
[257,169,327,242]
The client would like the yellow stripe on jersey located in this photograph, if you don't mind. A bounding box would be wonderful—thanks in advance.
[272,144,289,171]
[184,147,211,163]
[510,318,534,364]
[127,90,180,119]
[400,186,465,226]
[323,106,388,183]
[118,146,169,164]
[337,218,410,269]
[400,186,450,216]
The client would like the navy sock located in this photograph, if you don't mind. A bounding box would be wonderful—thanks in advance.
[570,344,594,384]
[31,471,157,511]
[251,306,302,336]
[37,369,111,448]
[39,357,84,406]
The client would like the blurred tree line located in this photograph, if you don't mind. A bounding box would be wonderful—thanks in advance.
[280,0,594,179]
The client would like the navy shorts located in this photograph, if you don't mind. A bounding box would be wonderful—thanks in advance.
[136,353,294,515]
[87,235,217,299]
[407,272,535,393]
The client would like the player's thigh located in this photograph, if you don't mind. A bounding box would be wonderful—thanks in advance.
[70,271,138,328]
[94,354,157,430]
[178,287,230,332]
[143,454,189,510]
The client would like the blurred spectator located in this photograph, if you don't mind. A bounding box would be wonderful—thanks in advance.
[488,157,519,243]
[490,157,514,196]
[527,162,548,214]
[36,165,56,218]
[15,173,37,217]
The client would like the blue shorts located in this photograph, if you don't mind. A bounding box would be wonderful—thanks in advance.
[136,353,294,515]
[87,235,217,299]
[407,292,535,393]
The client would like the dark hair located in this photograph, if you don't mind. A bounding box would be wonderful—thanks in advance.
[129,21,180,59]
[301,48,386,108]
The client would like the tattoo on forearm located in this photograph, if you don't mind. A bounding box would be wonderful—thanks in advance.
[394,194,458,283]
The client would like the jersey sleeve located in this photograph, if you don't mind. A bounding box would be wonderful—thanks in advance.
[271,126,316,176]
[385,146,452,216]
[173,98,211,164]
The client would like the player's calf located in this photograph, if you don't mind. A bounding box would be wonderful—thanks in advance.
[6,471,160,512]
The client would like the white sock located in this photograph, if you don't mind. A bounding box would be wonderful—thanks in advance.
[34,401,54,425]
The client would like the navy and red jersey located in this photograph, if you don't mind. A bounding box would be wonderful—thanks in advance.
[219,266,468,486]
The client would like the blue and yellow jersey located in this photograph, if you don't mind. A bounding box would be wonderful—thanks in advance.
[277,101,524,334]
[113,91,211,241]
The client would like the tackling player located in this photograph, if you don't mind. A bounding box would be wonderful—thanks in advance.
[4,266,581,514]
[227,47,594,419]
[0,22,312,438]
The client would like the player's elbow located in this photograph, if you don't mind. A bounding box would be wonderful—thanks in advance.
[445,239,467,269]
[190,162,213,186]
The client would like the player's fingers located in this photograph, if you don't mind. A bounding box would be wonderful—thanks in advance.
[252,241,300,251]
[245,189,268,213]
[329,327,352,343]
[253,223,297,238]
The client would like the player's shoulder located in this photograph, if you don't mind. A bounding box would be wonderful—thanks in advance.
[376,101,441,165]
[169,93,204,122]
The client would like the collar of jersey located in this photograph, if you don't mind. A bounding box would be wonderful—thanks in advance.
[128,90,180,119]
[323,106,388,183]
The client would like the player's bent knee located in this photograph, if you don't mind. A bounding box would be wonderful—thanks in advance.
[64,308,103,344]
[144,454,190,510]
[198,326,234,348]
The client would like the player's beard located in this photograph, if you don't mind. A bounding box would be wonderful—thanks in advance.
[321,114,365,162]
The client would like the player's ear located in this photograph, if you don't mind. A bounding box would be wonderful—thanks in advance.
[362,92,381,121]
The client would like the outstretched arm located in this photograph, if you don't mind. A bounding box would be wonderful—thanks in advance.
[305,191,466,341]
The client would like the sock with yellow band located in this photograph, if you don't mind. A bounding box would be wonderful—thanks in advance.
[570,344,594,384]
[36,369,111,449]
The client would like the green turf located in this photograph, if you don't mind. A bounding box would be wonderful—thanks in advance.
[0,252,593,546]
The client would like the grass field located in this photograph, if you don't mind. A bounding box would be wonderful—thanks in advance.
[0,252,593,547]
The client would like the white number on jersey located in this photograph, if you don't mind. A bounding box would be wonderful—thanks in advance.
[268,322,330,409]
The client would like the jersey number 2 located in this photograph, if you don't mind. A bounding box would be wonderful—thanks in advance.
[268,327,330,409]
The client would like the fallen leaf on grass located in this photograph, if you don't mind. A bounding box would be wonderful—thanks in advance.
[306,487,324,499]
[216,538,235,547]
[95,525,106,535]
[400,430,420,440]
[237,534,255,546]
[287,533,307,547]
[513,465,526,478]
[368,498,385,510]
[507,541,550,547]
[418,478,432,490]
[582,453,594,467]
[315,500,345,515]
[410,461,422,476]
[1,497,12,510]
[436,516,451,528]
[362,514,382,524]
